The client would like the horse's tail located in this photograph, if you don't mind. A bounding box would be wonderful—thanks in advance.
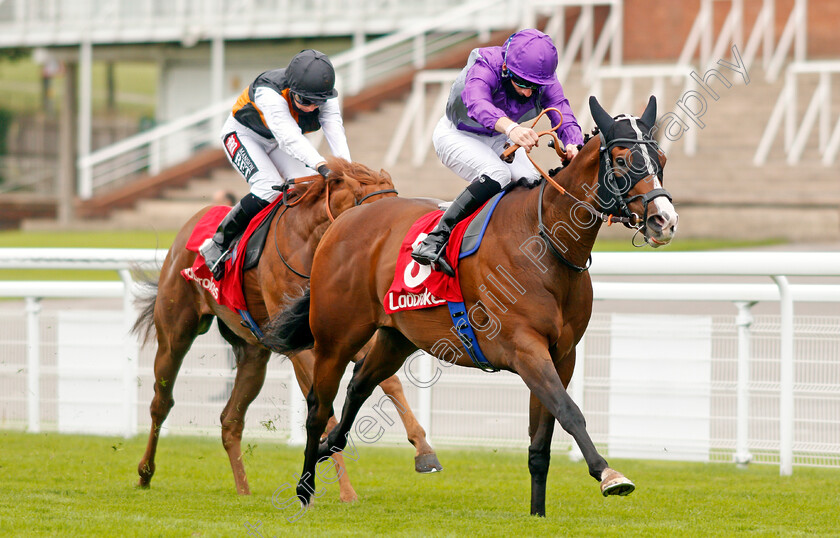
[131,275,158,345]
[262,288,314,354]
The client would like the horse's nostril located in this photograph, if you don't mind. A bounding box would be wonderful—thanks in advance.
[647,214,665,231]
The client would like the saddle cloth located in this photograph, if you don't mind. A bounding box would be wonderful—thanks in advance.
[181,197,283,311]
[383,191,505,315]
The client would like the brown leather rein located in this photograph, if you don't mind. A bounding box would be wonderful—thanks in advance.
[273,173,398,278]
[500,108,640,228]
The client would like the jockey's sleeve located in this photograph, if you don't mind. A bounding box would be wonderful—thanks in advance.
[461,58,507,132]
[541,82,584,147]
[318,99,352,162]
[255,86,325,169]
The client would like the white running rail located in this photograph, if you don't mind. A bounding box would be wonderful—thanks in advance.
[754,61,840,166]
[2,249,840,472]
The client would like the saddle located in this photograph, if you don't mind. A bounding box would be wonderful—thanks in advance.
[238,202,283,271]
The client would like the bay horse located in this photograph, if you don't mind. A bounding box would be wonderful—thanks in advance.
[131,157,441,500]
[263,96,679,516]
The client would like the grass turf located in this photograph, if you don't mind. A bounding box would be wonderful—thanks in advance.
[0,431,835,537]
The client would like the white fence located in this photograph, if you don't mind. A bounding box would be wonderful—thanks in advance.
[1,249,839,476]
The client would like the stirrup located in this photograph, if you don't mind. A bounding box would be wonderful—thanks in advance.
[431,254,455,277]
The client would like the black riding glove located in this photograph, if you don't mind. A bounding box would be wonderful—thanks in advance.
[317,164,332,179]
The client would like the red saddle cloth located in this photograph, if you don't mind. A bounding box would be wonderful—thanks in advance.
[181,199,281,312]
[383,208,483,314]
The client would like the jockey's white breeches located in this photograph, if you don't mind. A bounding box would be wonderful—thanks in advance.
[220,115,314,202]
[432,116,540,188]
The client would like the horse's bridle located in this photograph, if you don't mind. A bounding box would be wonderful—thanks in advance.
[272,175,398,279]
[596,133,672,231]
[504,110,672,272]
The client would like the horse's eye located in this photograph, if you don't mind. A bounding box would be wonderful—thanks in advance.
[615,157,626,167]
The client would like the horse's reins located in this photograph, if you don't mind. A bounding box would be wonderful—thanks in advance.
[500,108,640,228]
[272,173,398,279]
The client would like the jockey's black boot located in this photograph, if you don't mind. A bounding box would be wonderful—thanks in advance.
[199,193,270,280]
[411,175,501,276]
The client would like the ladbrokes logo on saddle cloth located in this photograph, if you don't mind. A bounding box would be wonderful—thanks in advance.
[384,210,479,314]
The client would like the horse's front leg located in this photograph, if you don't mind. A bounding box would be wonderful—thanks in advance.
[514,334,635,497]
[527,392,555,517]
[291,353,357,502]
[296,345,349,507]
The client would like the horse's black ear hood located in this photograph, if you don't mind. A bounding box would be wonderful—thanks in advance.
[589,96,614,135]
[639,95,657,132]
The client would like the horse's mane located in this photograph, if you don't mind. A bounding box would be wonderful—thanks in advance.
[284,157,394,207]
[325,156,393,187]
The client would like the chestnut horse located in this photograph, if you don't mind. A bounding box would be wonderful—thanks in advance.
[263,96,679,515]
[131,158,441,500]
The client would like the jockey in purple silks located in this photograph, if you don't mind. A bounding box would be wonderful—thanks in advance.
[411,29,584,276]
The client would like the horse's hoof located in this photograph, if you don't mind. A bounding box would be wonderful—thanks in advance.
[136,480,151,489]
[600,467,635,497]
[415,453,443,473]
[339,488,358,503]
[296,484,314,507]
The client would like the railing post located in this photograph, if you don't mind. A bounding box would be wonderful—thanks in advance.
[784,68,796,151]
[119,269,138,438]
[417,352,433,444]
[78,39,93,199]
[351,29,366,94]
[26,297,42,433]
[819,72,830,153]
[288,363,306,446]
[568,336,585,462]
[413,34,425,69]
[411,75,426,166]
[772,275,794,476]
[734,300,755,468]
[763,0,774,71]
[794,0,807,63]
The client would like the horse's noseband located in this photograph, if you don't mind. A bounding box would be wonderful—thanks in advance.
[598,132,671,229]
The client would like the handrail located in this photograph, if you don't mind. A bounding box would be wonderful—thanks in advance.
[523,0,623,84]
[753,61,840,166]
[584,64,698,156]
[674,0,807,83]
[3,248,838,470]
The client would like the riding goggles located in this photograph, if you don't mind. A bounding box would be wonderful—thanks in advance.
[293,93,327,107]
[508,72,540,91]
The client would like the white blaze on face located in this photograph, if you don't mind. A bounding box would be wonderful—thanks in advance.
[616,114,678,236]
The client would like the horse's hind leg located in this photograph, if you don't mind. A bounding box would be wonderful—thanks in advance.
[138,300,210,488]
[376,373,442,473]
[290,352,357,502]
[217,321,271,495]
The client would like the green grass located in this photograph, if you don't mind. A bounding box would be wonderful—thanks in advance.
[593,237,786,252]
[0,57,157,117]
[0,229,176,281]
[0,431,836,537]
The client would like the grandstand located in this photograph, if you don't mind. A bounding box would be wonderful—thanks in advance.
[1,0,839,240]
